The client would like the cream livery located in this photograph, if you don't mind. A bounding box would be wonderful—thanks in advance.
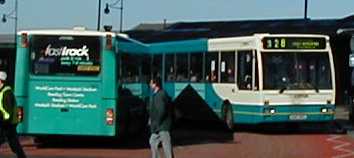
[205,34,335,127]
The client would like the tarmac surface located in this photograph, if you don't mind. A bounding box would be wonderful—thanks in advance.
[0,105,353,158]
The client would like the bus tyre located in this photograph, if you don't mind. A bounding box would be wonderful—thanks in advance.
[222,104,234,130]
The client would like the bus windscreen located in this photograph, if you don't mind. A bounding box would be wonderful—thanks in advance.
[262,52,332,90]
[30,35,101,76]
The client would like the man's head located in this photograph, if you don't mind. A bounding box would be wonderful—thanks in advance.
[0,71,7,83]
[150,77,162,91]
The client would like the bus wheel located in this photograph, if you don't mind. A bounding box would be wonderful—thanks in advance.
[222,104,234,130]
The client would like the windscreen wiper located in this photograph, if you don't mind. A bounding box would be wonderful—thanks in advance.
[310,84,319,93]
[279,86,287,94]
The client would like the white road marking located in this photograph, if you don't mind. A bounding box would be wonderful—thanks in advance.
[327,135,354,158]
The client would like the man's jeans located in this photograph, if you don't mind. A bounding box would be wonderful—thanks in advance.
[149,131,174,158]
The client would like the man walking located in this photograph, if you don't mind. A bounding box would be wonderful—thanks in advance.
[0,71,27,158]
[149,77,174,158]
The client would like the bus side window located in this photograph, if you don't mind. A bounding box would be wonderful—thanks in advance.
[121,53,140,83]
[165,54,176,82]
[152,54,162,78]
[221,51,235,83]
[254,52,259,90]
[205,52,219,83]
[237,51,253,90]
[141,54,151,83]
[176,53,189,82]
[190,53,203,82]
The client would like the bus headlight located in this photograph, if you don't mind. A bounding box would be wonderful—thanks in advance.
[265,108,276,115]
[321,108,328,113]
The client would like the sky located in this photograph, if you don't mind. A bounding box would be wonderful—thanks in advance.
[0,0,354,34]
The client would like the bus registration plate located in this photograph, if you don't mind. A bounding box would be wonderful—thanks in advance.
[289,114,307,120]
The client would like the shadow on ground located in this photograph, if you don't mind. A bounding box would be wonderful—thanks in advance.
[34,118,354,149]
[35,119,234,149]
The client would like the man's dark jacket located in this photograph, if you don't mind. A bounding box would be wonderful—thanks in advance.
[149,89,172,133]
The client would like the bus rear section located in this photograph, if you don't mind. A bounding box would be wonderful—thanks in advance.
[15,30,118,136]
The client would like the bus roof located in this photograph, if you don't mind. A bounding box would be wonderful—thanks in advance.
[208,33,330,51]
[209,33,329,42]
[17,29,117,37]
[148,39,208,54]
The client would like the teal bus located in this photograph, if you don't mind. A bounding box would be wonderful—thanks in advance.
[14,28,148,137]
[121,33,336,129]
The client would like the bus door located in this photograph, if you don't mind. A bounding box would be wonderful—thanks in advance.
[220,51,236,85]
[235,50,260,103]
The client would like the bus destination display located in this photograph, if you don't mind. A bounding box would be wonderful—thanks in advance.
[263,37,326,49]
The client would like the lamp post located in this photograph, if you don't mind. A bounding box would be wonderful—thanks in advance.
[104,0,123,32]
[0,0,18,44]
[97,0,102,31]
[304,0,308,20]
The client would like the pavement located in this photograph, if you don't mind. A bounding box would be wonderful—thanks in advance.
[335,105,354,138]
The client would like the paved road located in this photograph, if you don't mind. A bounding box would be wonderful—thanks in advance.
[1,106,353,158]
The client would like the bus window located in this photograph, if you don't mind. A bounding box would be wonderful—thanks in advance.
[262,52,294,90]
[152,54,162,78]
[205,52,219,82]
[141,54,151,83]
[0,59,8,70]
[262,52,331,90]
[165,54,176,81]
[237,51,252,90]
[121,53,140,83]
[176,53,189,82]
[221,51,235,83]
[352,70,354,87]
[30,35,101,76]
[297,52,332,89]
[351,36,354,53]
[254,53,259,90]
[190,53,203,82]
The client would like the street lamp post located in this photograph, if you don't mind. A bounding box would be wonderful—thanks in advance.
[0,0,18,44]
[97,0,102,31]
[304,0,308,20]
[104,0,123,32]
